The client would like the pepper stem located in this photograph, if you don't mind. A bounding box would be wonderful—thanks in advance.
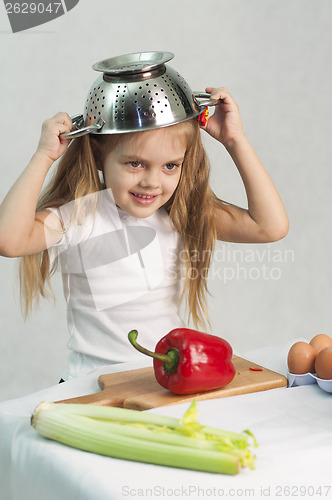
[128,330,179,374]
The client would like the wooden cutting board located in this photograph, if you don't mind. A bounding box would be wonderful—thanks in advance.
[56,356,287,411]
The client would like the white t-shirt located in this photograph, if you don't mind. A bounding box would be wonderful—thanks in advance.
[47,189,185,380]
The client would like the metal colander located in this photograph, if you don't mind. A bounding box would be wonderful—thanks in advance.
[63,51,217,138]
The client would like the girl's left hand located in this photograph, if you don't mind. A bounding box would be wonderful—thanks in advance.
[202,87,245,147]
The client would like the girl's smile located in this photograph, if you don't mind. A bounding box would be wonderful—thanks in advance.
[102,127,187,218]
[130,192,159,205]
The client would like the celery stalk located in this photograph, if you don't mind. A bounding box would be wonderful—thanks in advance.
[31,401,256,475]
[33,401,248,446]
[71,415,248,460]
[33,401,181,427]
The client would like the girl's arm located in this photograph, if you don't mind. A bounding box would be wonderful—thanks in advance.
[203,87,289,243]
[0,113,72,257]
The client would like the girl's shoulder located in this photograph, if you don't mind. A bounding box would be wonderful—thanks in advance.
[45,190,117,248]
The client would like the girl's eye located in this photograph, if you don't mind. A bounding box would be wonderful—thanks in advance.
[163,163,178,172]
[129,161,142,169]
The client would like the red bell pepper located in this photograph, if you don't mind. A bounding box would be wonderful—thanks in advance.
[128,328,236,395]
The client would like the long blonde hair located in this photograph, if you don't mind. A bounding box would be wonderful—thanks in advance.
[20,119,228,329]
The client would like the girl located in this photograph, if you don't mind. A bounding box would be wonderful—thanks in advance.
[0,86,288,381]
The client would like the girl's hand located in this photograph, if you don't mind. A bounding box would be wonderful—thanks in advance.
[36,112,72,163]
[202,87,245,147]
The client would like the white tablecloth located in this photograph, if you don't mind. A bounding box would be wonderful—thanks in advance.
[1,342,331,500]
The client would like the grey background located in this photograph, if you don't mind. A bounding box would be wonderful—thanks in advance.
[0,0,331,401]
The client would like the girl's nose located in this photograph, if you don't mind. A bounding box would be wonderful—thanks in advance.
[139,168,161,189]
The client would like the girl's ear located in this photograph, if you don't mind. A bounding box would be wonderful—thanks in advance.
[89,135,104,171]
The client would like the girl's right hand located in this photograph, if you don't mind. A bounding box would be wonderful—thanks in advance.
[36,112,72,163]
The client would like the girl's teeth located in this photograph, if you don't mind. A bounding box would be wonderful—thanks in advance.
[135,194,152,199]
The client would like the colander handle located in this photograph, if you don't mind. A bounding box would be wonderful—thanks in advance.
[60,115,105,139]
[193,92,220,109]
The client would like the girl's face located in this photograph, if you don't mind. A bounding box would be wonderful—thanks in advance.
[102,126,187,218]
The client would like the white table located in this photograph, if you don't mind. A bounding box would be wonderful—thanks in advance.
[1,342,331,500]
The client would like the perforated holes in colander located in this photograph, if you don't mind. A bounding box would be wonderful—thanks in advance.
[161,73,186,107]
[130,82,165,117]
[139,82,168,115]
[114,84,127,121]
[85,86,106,123]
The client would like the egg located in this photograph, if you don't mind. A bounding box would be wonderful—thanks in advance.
[309,334,332,354]
[315,346,332,379]
[287,341,316,374]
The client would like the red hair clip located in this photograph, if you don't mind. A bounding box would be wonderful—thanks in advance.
[197,108,209,126]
